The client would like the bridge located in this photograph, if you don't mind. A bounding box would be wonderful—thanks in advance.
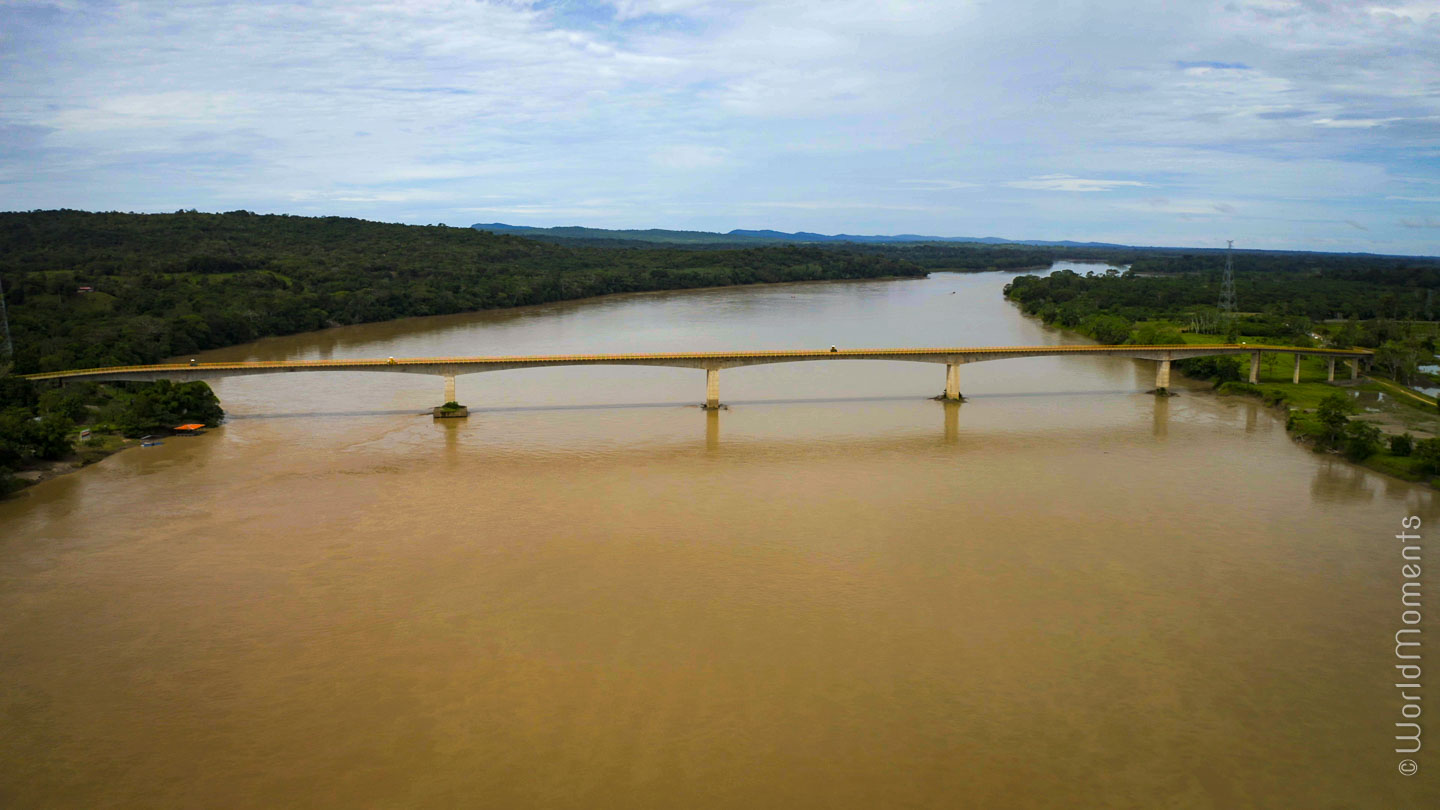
[23,344,1374,412]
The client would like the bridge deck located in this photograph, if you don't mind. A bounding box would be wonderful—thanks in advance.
[22,344,1373,381]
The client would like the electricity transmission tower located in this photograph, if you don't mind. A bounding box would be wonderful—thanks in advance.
[1217,240,1237,318]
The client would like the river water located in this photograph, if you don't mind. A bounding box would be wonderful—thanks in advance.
[1,267,1435,808]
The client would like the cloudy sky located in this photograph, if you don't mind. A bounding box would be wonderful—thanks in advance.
[2,0,1438,253]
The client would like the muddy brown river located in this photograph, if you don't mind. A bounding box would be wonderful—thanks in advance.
[1,267,1435,807]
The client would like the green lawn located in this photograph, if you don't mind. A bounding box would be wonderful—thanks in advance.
[1179,331,1368,384]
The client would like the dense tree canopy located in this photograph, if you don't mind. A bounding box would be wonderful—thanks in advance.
[1012,254,1440,323]
[1004,261,1440,345]
[102,380,225,437]
[0,210,926,374]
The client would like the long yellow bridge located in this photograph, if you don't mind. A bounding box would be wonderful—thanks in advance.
[24,344,1373,411]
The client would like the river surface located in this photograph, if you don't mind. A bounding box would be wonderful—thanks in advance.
[1,266,1436,808]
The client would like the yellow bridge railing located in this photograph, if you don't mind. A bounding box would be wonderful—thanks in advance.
[21,343,1373,381]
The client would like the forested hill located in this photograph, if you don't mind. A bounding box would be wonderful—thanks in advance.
[0,210,925,374]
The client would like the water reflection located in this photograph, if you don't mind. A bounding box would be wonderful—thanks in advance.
[440,418,462,463]
[943,401,960,444]
[705,408,719,451]
[1152,395,1169,441]
[1310,458,1377,503]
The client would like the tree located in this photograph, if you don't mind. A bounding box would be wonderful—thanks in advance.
[1080,314,1132,344]
[1374,339,1423,384]
[1342,420,1381,461]
[0,375,37,411]
[1130,321,1184,345]
[1415,438,1440,474]
[1177,355,1241,384]
[1390,433,1414,457]
[1316,392,1356,444]
[38,387,89,423]
[0,408,27,466]
[107,380,224,437]
[27,413,73,460]
[0,407,72,462]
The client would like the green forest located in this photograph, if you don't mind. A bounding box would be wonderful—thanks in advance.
[1003,256,1440,343]
[0,210,925,374]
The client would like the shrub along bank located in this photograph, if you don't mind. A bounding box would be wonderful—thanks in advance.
[0,376,223,496]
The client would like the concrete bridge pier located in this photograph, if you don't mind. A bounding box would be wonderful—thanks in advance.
[1351,360,1360,380]
[943,363,963,401]
[434,374,468,418]
[1249,352,1261,384]
[1154,357,1172,394]
[704,367,721,410]
[1328,358,1336,382]
[1293,354,1302,384]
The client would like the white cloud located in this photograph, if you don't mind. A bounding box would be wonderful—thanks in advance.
[650,144,730,169]
[48,92,250,132]
[1367,3,1440,22]
[748,201,943,212]
[898,179,982,191]
[1120,198,1240,217]
[0,0,1435,252]
[1311,117,1395,128]
[1006,175,1148,193]
[287,188,461,204]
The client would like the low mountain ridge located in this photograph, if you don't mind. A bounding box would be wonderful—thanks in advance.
[474,222,1130,248]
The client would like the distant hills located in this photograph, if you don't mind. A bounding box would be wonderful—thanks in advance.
[471,222,1128,249]
[726,229,1127,248]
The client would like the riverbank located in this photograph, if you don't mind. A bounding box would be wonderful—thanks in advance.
[1001,277,1440,486]
[1168,339,1440,485]
[1164,331,1440,486]
[1211,374,1440,486]
[4,431,138,495]
[1,378,224,499]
